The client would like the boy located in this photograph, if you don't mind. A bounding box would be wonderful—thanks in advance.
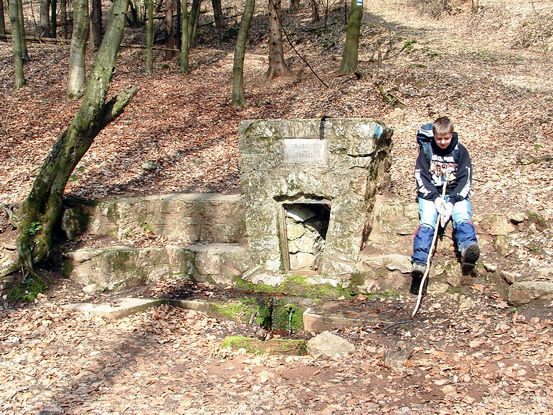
[410,116,480,294]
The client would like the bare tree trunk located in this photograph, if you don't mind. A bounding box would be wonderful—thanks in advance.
[0,0,7,35]
[164,0,176,59]
[90,0,103,50]
[188,0,200,48]
[17,0,29,60]
[60,0,68,38]
[310,0,319,23]
[9,0,26,88]
[231,0,255,108]
[179,0,190,72]
[16,0,137,274]
[67,0,89,99]
[50,0,57,37]
[147,0,154,73]
[266,0,291,80]
[211,0,225,29]
[339,0,362,75]
[39,0,52,37]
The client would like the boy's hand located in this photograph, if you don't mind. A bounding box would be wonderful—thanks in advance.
[434,197,446,213]
[440,202,454,227]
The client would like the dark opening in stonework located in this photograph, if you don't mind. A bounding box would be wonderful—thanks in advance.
[282,203,331,271]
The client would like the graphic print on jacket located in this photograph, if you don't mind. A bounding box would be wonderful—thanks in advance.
[414,134,473,204]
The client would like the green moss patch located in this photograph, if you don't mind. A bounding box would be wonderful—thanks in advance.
[220,335,307,356]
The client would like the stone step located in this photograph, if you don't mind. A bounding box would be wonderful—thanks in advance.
[61,295,402,334]
[302,300,396,332]
[62,193,245,245]
[62,298,165,319]
[64,243,248,291]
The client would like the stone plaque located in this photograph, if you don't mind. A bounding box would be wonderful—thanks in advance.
[283,139,327,164]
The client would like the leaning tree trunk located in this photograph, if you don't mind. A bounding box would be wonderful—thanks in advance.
[67,0,89,99]
[266,0,291,80]
[231,0,255,108]
[16,0,137,274]
[9,0,26,88]
[339,0,363,75]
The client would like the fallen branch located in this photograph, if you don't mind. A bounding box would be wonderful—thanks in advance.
[377,85,406,108]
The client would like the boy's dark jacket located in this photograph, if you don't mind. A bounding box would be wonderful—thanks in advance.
[414,133,473,204]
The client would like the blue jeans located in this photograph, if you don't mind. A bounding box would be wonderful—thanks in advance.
[411,197,478,265]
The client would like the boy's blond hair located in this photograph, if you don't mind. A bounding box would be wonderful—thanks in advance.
[432,116,454,136]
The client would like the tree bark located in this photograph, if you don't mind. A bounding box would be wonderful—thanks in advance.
[50,0,57,37]
[0,0,6,35]
[266,0,291,80]
[339,0,363,75]
[39,0,52,37]
[164,0,177,59]
[147,0,154,73]
[188,0,201,48]
[9,0,26,88]
[16,0,138,273]
[211,0,225,29]
[90,0,103,50]
[231,0,255,108]
[60,0,68,38]
[17,0,29,61]
[67,0,89,99]
[179,0,190,72]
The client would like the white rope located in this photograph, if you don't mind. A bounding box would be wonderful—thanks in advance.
[411,180,448,318]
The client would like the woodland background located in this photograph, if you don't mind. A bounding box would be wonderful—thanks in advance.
[0,0,553,413]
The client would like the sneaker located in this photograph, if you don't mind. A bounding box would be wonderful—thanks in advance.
[461,242,480,274]
[410,263,427,295]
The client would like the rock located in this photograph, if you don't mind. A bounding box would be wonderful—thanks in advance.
[307,331,355,359]
[286,205,317,222]
[494,235,514,257]
[537,267,553,277]
[141,160,158,171]
[457,295,476,311]
[479,214,516,236]
[508,281,553,306]
[82,283,105,294]
[508,211,527,224]
[286,222,305,240]
[482,262,498,272]
[500,270,518,285]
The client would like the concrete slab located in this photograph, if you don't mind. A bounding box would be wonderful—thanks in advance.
[303,300,395,333]
[63,298,165,319]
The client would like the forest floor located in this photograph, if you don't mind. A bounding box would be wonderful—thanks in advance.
[1,0,553,413]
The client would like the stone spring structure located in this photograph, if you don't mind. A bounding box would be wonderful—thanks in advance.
[59,118,397,293]
[239,118,393,281]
